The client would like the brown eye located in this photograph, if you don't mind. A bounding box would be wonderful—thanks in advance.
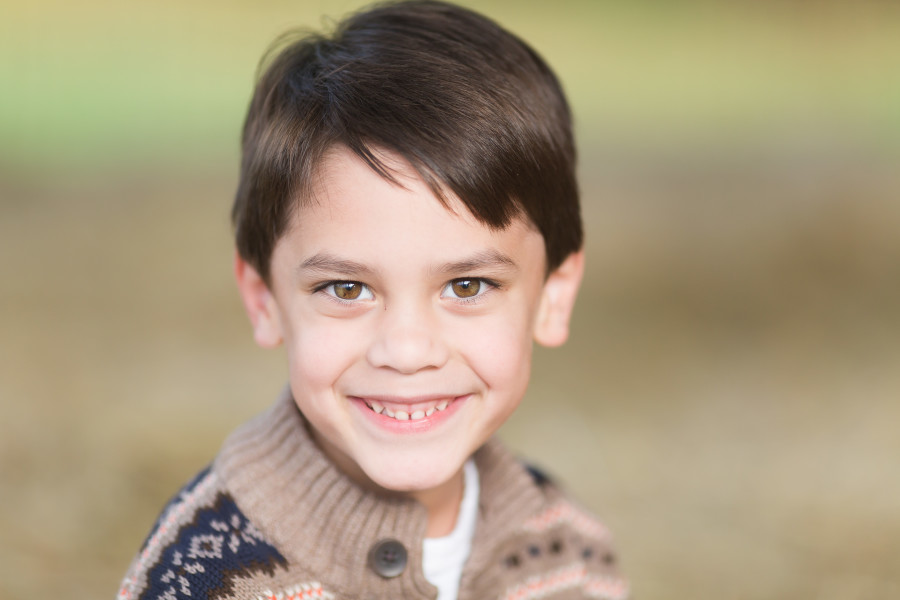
[333,282,363,300]
[450,279,480,298]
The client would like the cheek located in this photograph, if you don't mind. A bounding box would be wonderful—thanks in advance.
[455,311,534,395]
[283,317,366,388]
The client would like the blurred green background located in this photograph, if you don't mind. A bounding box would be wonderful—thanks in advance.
[2,1,899,598]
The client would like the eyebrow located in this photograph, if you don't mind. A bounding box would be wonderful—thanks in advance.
[436,249,518,275]
[297,249,518,280]
[297,253,376,278]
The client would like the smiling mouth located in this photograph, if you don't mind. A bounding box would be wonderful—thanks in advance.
[361,398,455,421]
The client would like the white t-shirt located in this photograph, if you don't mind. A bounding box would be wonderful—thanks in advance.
[422,459,479,600]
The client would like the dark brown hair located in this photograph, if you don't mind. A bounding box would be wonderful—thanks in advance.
[232,0,581,282]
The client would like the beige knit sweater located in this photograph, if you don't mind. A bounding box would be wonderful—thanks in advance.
[118,388,627,600]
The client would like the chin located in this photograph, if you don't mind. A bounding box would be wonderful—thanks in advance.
[360,453,465,495]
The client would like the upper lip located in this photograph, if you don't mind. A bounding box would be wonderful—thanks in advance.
[349,394,464,405]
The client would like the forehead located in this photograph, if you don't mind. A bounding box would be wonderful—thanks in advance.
[282,146,545,263]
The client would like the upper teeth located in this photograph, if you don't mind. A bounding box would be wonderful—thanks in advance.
[368,400,451,421]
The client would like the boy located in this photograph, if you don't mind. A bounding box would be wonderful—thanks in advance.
[118,2,627,599]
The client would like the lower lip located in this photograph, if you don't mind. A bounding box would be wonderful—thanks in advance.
[351,395,468,433]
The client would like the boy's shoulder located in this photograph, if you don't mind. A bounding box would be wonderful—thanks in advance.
[116,466,290,600]
[118,394,628,600]
[466,443,628,600]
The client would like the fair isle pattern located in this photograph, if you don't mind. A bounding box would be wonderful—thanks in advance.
[137,493,286,599]
[501,563,628,600]
[256,583,334,600]
[119,468,287,600]
[583,574,630,600]
[520,502,610,540]
[119,468,218,600]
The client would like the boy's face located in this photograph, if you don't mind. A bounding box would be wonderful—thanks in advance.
[236,146,583,497]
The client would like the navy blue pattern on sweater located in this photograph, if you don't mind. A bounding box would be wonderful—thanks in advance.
[136,469,286,600]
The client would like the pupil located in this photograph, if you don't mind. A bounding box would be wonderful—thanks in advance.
[453,279,479,298]
[335,283,361,299]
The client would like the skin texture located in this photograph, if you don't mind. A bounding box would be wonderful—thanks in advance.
[235,146,584,536]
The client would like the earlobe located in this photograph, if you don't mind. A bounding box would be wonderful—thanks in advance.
[233,251,283,348]
[534,250,585,347]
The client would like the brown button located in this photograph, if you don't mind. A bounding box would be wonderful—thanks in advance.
[368,539,407,578]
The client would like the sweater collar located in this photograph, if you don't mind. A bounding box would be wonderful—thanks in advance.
[214,386,545,597]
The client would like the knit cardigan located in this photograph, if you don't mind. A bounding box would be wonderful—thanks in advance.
[118,388,628,600]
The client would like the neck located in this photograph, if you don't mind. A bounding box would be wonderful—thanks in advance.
[411,467,465,538]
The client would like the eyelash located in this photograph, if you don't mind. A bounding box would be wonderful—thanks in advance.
[312,278,500,305]
[313,281,374,305]
[441,277,500,304]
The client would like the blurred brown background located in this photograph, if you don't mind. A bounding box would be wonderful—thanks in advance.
[1,1,898,598]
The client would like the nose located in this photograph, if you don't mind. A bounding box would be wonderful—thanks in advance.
[366,301,449,374]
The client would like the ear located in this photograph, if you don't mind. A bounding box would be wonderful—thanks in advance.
[233,251,283,348]
[534,250,585,347]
